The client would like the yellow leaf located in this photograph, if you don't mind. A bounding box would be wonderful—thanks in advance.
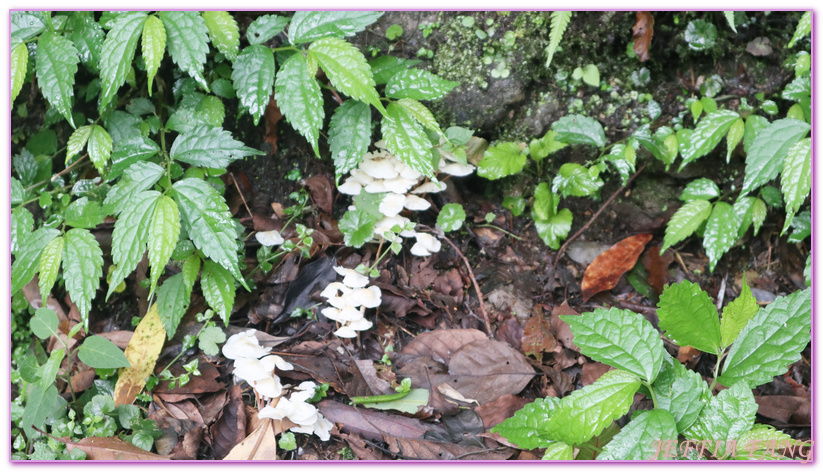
[114,304,166,405]
[223,418,281,460]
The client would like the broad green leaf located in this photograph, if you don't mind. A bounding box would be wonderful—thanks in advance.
[170,125,263,167]
[718,288,810,388]
[160,11,210,90]
[529,130,567,162]
[542,442,573,460]
[552,114,606,148]
[605,144,636,185]
[533,208,573,250]
[683,382,757,457]
[37,237,63,305]
[173,179,245,286]
[338,208,379,248]
[100,12,148,110]
[787,103,805,121]
[328,100,371,180]
[368,55,421,85]
[77,336,130,368]
[703,201,739,272]
[246,14,289,45]
[11,227,60,295]
[39,349,66,391]
[381,102,435,178]
[181,255,201,296]
[396,98,442,135]
[552,163,604,198]
[68,12,104,73]
[198,326,227,357]
[725,118,744,162]
[787,11,811,48]
[598,410,678,460]
[22,385,63,439]
[503,196,526,217]
[67,125,93,162]
[680,178,719,202]
[532,182,559,221]
[64,197,105,230]
[652,361,708,432]
[491,397,560,449]
[741,119,810,196]
[545,11,571,68]
[308,37,382,112]
[202,11,239,61]
[750,197,767,236]
[385,69,459,101]
[62,228,103,324]
[11,177,26,205]
[736,195,757,238]
[679,110,739,169]
[11,207,34,255]
[156,273,189,339]
[735,425,796,460]
[141,15,166,96]
[11,41,28,103]
[201,261,236,326]
[104,110,143,144]
[103,161,164,215]
[743,114,769,154]
[11,11,48,44]
[13,149,40,187]
[231,44,275,125]
[788,210,811,243]
[437,203,466,232]
[804,253,811,287]
[88,125,113,172]
[31,308,60,340]
[657,280,722,353]
[720,276,758,348]
[633,124,676,168]
[195,95,225,128]
[275,52,324,155]
[560,308,665,383]
[148,196,181,298]
[476,142,527,180]
[288,11,383,44]
[661,199,712,252]
[108,191,161,299]
[210,78,236,99]
[780,138,811,234]
[782,76,810,103]
[700,96,718,114]
[36,31,80,127]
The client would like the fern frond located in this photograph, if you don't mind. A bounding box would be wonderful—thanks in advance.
[545,11,572,69]
[723,11,737,33]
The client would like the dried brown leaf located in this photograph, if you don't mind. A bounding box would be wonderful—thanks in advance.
[386,436,513,460]
[210,385,247,459]
[551,302,580,352]
[496,317,524,351]
[398,328,487,365]
[522,314,556,361]
[114,303,166,406]
[347,359,394,397]
[633,11,654,62]
[301,174,334,214]
[318,400,434,441]
[448,339,535,404]
[642,244,674,295]
[581,234,653,301]
[474,394,531,431]
[223,418,281,460]
[581,362,612,386]
[264,97,283,153]
[63,436,167,460]
[754,395,809,424]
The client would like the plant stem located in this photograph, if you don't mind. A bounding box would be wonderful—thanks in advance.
[708,350,726,392]
[475,223,524,241]
[643,380,659,409]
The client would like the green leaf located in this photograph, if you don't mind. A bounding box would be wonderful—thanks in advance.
[750,197,767,236]
[148,196,181,298]
[37,236,64,305]
[560,308,665,383]
[804,253,811,287]
[657,280,722,353]
[22,385,63,439]
[476,142,527,180]
[683,382,757,457]
[360,389,430,414]
[156,273,189,339]
[545,11,571,68]
[723,11,738,33]
[275,52,324,155]
[598,410,678,460]
[491,397,560,449]
[11,177,26,206]
[36,31,80,128]
[108,191,161,299]
[788,211,810,244]
[782,77,810,104]
[231,44,275,125]
[39,349,66,391]
[309,37,382,112]
[689,98,703,122]
[339,208,379,248]
[552,163,604,198]
[87,125,113,172]
[160,11,210,89]
[533,208,573,250]
[202,261,236,326]
[437,203,466,232]
[542,442,574,460]
[581,64,600,87]
[329,101,371,180]
[198,326,227,356]
[195,95,225,128]
[65,197,105,229]
[633,124,676,168]
[652,361,708,432]
[66,125,93,162]
[552,114,606,148]
[532,182,558,221]
[77,336,131,369]
[529,130,567,162]
[381,101,435,178]
[680,178,719,202]
[720,276,759,348]
[718,288,810,388]
[503,196,526,217]
[787,11,811,47]
[703,201,739,272]
[368,56,421,85]
[743,115,769,155]
[780,138,811,234]
[11,227,60,295]
[678,110,739,169]
[173,179,245,286]
[725,118,744,163]
[700,96,718,114]
[141,15,166,97]
[661,199,712,253]
[11,207,34,255]
[62,228,104,324]
[99,12,148,110]
[735,425,798,460]
[11,41,28,103]
[103,162,164,215]
[385,69,459,101]
[741,119,810,196]
[385,24,404,41]
[396,98,442,136]
[288,11,383,44]
[202,11,239,61]
[68,13,104,73]
[11,11,48,43]
[246,14,289,45]
[31,308,60,340]
[170,125,263,167]
[181,255,201,296]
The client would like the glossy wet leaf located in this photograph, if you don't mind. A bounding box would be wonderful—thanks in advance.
[661,199,711,253]
[780,138,811,234]
[202,11,239,61]
[703,201,739,272]
[170,124,263,168]
[477,142,527,180]
[202,261,236,326]
[289,11,383,44]
[741,119,810,196]
[141,15,165,96]
[581,234,652,302]
[657,280,721,354]
[720,276,758,348]
[652,361,708,432]
[65,197,105,229]
[62,228,104,324]
[108,191,160,299]
[87,125,113,172]
[680,178,719,202]
[385,68,459,101]
[437,203,465,232]
[231,44,275,125]
[685,19,716,51]
[11,41,27,103]
[309,37,381,112]
[246,14,289,45]
[100,12,147,110]
[552,114,606,148]
[328,100,371,180]
[491,397,560,449]
[683,382,757,457]
[104,162,164,215]
[36,31,80,127]
[533,208,572,250]
[275,52,324,155]
[148,196,181,298]
[679,110,739,169]
[368,56,421,85]
[552,163,603,198]
[159,11,210,89]
[381,102,434,178]
[725,118,744,162]
[11,227,60,295]
[156,273,189,339]
[339,208,379,248]
[598,410,677,460]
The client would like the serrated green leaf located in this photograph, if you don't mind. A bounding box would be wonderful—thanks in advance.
[683,382,757,457]
[11,11,48,44]
[246,14,289,45]
[36,31,80,128]
[329,101,371,180]
[385,68,459,101]
[718,288,810,388]
[368,55,421,85]
[67,125,93,163]
[680,178,720,202]
[201,261,236,326]
[11,207,34,255]
[545,11,571,68]
[338,208,379,248]
[632,124,675,168]
[64,197,105,229]
[788,210,810,244]
[780,138,811,234]
[198,326,226,356]
[77,336,130,368]
[804,253,811,287]
[437,203,466,232]
[529,130,567,162]
[700,96,717,115]
[181,255,201,296]
[87,125,113,172]
[170,125,263,167]
[62,228,103,324]
[533,208,573,250]
[275,52,324,155]
[552,163,604,198]
[11,41,28,103]
[661,199,712,252]
[741,119,810,196]
[703,201,739,272]
[104,110,143,144]
[720,276,758,348]
[195,95,225,128]
[491,397,560,449]
[731,196,755,237]
[657,280,722,353]
[476,142,527,180]
[202,11,239,61]
[679,110,739,169]
[11,177,26,206]
[289,11,383,44]
[68,12,104,73]
[11,227,60,295]
[725,118,744,163]
[396,98,442,136]
[160,11,210,89]
[787,11,811,48]
[652,361,708,432]
[232,45,275,125]
[743,114,769,155]
[723,11,738,33]
[100,12,148,110]
[542,442,573,460]
[156,273,189,339]
[750,198,767,236]
[598,410,678,460]
[148,196,180,298]
[308,37,382,112]
[552,114,606,148]
[734,425,797,460]
[31,308,60,340]
[104,162,164,215]
[108,191,161,299]
[381,101,435,178]
[560,308,665,382]
[141,15,166,97]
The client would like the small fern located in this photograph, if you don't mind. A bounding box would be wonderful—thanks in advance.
[723,11,737,33]
[545,11,572,69]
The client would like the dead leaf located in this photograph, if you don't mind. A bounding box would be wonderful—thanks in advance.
[340,432,386,460]
[154,359,224,396]
[398,328,486,365]
[633,11,654,62]
[69,369,96,394]
[677,345,701,365]
[318,400,436,441]
[97,330,133,349]
[754,396,809,425]
[642,245,674,295]
[437,383,478,406]
[474,227,504,247]
[263,97,283,153]
[551,302,580,352]
[347,360,395,397]
[496,316,524,351]
[448,339,535,404]
[474,394,530,430]
[210,385,247,459]
[63,436,167,460]
[581,362,612,386]
[522,313,557,361]
[581,234,653,302]
[114,303,166,405]
[170,426,204,460]
[301,174,334,214]
[386,436,513,460]
[223,418,281,460]
[746,37,772,56]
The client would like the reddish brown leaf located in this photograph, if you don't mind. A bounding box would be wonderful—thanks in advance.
[633,11,654,62]
[263,97,283,153]
[551,302,580,352]
[301,174,334,214]
[63,436,167,460]
[448,339,535,404]
[97,330,133,349]
[581,234,653,302]
[340,432,386,460]
[69,369,96,394]
[643,244,674,295]
[386,436,513,460]
[318,400,434,441]
[754,396,809,425]
[677,345,701,365]
[496,317,524,351]
[581,362,612,386]
[522,314,557,361]
[474,394,530,431]
[210,385,247,459]
[169,426,204,460]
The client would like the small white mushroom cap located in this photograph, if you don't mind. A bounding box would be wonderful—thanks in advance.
[364,179,389,193]
[374,215,412,237]
[403,194,431,211]
[350,169,374,186]
[360,158,399,180]
[383,176,419,193]
[253,376,283,399]
[322,306,363,323]
[439,162,475,177]
[256,230,285,247]
[337,179,362,196]
[379,192,407,217]
[222,330,271,360]
[411,181,447,194]
[333,266,369,288]
[259,354,294,372]
[410,232,442,257]
[233,357,274,382]
[400,166,423,180]
[346,286,382,309]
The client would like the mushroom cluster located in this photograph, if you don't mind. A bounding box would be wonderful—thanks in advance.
[320,267,381,338]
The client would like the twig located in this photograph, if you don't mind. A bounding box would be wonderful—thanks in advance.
[552,164,646,270]
[230,172,253,218]
[436,231,493,338]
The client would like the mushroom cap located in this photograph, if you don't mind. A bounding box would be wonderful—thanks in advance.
[333,266,369,288]
[347,286,382,309]
[223,330,271,360]
[360,158,399,180]
[410,232,441,257]
[253,375,284,399]
[337,179,362,196]
[350,169,374,186]
[439,162,475,177]
[233,357,274,382]
[260,354,294,372]
[403,194,431,211]
[383,176,419,192]
[255,230,285,247]
[364,179,389,193]
[411,181,447,194]
[379,192,406,217]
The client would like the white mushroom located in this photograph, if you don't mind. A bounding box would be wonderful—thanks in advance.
[410,232,442,257]
[383,176,419,193]
[360,158,399,180]
[337,179,362,196]
[403,194,431,211]
[350,169,374,186]
[379,192,406,217]
[364,179,389,193]
[439,162,475,177]
[333,266,369,288]
[256,230,285,247]
[346,286,382,309]
[222,330,271,360]
[411,181,447,194]
[253,375,284,399]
